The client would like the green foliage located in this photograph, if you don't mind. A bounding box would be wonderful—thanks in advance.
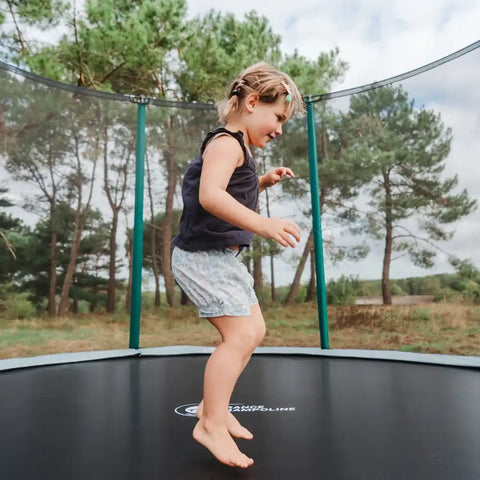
[273,85,372,268]
[434,287,464,303]
[356,272,480,304]
[13,0,68,24]
[390,282,406,296]
[280,47,348,96]
[450,257,480,283]
[447,258,480,304]
[337,84,477,303]
[0,0,69,63]
[178,10,281,102]
[274,284,308,304]
[413,308,431,322]
[326,275,359,305]
[0,284,37,319]
[3,202,111,311]
[342,85,477,267]
[0,193,33,283]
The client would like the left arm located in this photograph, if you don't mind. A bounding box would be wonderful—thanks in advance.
[259,167,294,193]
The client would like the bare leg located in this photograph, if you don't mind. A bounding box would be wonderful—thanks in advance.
[193,304,265,468]
[196,304,265,440]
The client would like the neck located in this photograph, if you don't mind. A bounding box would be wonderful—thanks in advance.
[224,122,250,151]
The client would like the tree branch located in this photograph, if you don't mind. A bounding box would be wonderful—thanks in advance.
[0,230,16,259]
[6,0,30,54]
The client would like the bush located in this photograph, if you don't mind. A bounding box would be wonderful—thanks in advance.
[462,284,480,305]
[274,285,308,304]
[434,288,464,303]
[390,282,406,296]
[326,275,358,305]
[0,291,37,319]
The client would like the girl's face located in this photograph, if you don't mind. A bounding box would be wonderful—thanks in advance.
[244,96,291,149]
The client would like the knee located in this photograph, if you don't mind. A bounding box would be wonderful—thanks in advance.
[226,328,258,355]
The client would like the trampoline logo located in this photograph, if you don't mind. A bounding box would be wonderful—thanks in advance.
[175,403,296,417]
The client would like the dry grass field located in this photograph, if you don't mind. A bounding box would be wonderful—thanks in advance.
[1,302,479,360]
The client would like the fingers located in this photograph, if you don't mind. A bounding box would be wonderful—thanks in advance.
[275,167,294,179]
[282,167,295,178]
[281,222,301,247]
[285,221,301,242]
[273,221,301,247]
[261,217,301,247]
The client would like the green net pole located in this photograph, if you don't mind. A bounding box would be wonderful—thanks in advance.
[306,98,330,349]
[129,97,149,349]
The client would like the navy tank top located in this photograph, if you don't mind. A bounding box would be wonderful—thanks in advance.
[172,128,259,251]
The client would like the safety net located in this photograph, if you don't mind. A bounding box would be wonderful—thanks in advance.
[1,40,479,355]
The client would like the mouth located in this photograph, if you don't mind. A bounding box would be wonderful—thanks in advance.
[267,134,275,141]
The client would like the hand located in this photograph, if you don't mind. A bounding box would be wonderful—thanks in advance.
[260,167,294,189]
[258,217,301,247]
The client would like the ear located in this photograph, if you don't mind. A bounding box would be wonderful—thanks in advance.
[245,93,259,113]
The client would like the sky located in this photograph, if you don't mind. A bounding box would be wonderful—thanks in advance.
[187,0,480,91]
[187,0,480,284]
[3,0,480,287]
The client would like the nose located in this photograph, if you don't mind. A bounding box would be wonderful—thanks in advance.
[276,124,283,136]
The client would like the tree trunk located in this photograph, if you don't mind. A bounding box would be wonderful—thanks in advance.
[285,229,314,305]
[103,125,131,313]
[161,118,177,307]
[89,285,98,313]
[58,131,97,316]
[72,297,79,314]
[382,225,393,305]
[382,173,393,305]
[305,248,316,302]
[0,105,5,148]
[153,247,161,307]
[181,289,192,305]
[47,203,58,317]
[106,210,118,313]
[288,138,328,305]
[58,226,82,316]
[146,154,161,308]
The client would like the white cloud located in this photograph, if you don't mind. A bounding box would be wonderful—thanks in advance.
[188,0,480,90]
[4,0,480,285]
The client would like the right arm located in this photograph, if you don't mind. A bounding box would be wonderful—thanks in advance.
[199,136,300,247]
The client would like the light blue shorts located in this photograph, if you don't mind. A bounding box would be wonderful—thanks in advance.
[171,246,258,317]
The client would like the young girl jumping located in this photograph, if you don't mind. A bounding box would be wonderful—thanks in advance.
[171,62,304,468]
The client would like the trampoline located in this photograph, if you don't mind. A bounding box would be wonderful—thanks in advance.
[1,346,479,480]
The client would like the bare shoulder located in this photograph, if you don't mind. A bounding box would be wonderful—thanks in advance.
[203,133,244,168]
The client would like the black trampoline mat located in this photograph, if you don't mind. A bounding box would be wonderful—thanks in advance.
[1,354,479,480]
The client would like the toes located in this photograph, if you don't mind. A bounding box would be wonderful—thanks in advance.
[231,456,253,468]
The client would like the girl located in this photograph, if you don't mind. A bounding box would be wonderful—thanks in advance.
[171,62,304,468]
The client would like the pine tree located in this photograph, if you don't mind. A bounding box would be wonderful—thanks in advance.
[342,85,477,304]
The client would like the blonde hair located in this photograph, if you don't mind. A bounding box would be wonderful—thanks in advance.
[217,62,305,124]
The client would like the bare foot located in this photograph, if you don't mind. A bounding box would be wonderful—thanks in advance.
[196,401,253,440]
[193,419,254,468]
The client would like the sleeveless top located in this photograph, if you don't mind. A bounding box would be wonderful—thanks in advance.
[172,128,259,251]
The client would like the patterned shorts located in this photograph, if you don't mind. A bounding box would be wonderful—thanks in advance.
[171,246,258,317]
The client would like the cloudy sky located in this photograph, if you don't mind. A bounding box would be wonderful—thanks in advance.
[187,0,480,91]
[187,0,480,283]
[3,1,480,285]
